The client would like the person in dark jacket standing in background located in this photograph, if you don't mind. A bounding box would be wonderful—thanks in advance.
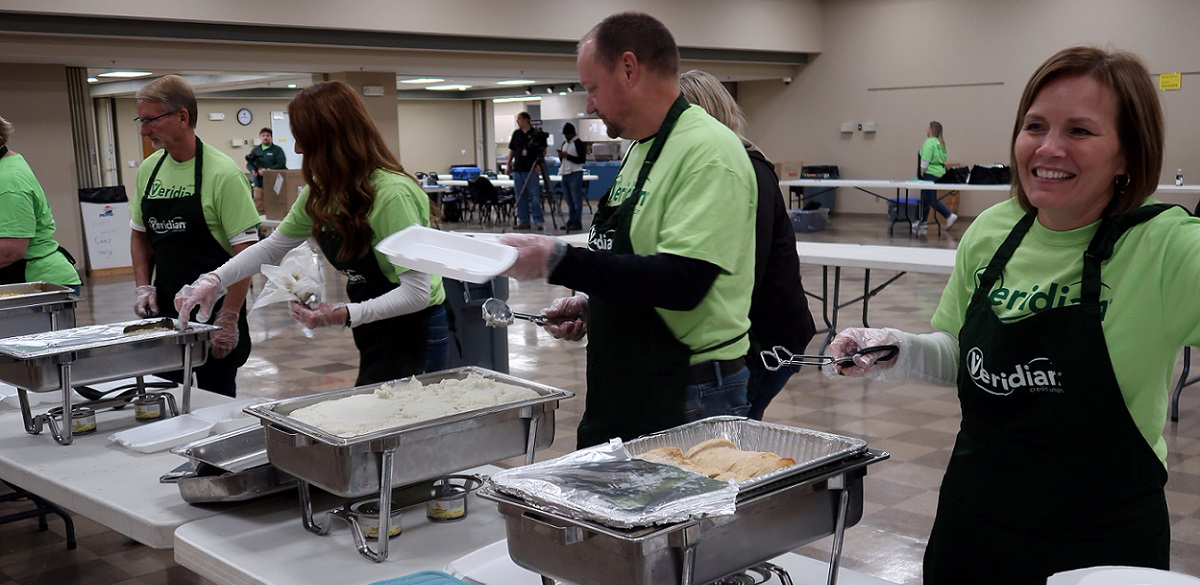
[680,69,816,420]
[246,127,287,213]
[558,122,587,231]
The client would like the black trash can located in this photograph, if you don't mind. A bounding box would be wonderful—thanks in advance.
[795,165,840,214]
[443,277,509,373]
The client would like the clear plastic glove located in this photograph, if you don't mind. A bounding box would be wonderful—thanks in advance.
[289,301,348,330]
[825,327,908,379]
[134,285,158,318]
[498,234,566,281]
[543,295,588,341]
[174,273,228,328]
[210,309,240,359]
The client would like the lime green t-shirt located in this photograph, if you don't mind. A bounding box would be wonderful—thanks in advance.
[132,144,261,255]
[0,154,81,285]
[919,137,947,178]
[931,198,1200,465]
[276,169,445,307]
[605,105,757,364]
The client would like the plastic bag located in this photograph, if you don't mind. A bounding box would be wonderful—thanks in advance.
[252,242,325,312]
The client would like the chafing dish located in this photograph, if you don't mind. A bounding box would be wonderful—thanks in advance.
[480,418,888,585]
[244,366,573,562]
[0,282,77,337]
[0,318,218,445]
[172,425,269,473]
[168,461,298,504]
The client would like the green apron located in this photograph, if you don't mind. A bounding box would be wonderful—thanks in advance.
[577,94,745,448]
[142,137,251,396]
[924,205,1176,584]
[315,231,430,386]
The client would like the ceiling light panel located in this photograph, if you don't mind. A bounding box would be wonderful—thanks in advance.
[497,79,537,86]
[426,84,472,91]
[98,71,154,78]
[400,78,444,84]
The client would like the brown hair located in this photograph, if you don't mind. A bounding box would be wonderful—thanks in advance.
[135,75,198,129]
[287,81,413,262]
[580,12,679,79]
[1011,46,1163,216]
[929,121,945,149]
[0,115,12,148]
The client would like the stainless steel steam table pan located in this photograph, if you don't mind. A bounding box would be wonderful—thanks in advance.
[245,366,574,498]
[0,319,217,445]
[482,449,888,585]
[0,282,78,337]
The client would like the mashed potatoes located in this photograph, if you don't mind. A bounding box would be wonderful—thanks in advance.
[288,373,541,438]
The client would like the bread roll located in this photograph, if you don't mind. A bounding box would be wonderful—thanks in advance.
[638,438,797,482]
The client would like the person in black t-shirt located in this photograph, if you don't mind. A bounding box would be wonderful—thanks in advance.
[506,112,546,230]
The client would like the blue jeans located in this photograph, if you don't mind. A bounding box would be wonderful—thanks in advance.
[561,171,585,225]
[920,173,952,222]
[511,171,543,226]
[683,364,751,421]
[424,305,450,373]
[746,365,798,420]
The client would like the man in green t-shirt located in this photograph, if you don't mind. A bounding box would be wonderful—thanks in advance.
[245,127,287,188]
[501,12,757,448]
[0,115,81,289]
[130,75,261,397]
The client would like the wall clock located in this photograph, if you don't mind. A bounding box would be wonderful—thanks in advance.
[237,108,253,126]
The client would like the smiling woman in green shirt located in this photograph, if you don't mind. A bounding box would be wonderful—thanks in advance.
[0,115,81,290]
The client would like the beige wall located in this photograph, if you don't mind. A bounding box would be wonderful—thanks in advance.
[0,63,84,275]
[113,98,296,190]
[740,0,1200,216]
[5,0,824,54]
[396,99,476,173]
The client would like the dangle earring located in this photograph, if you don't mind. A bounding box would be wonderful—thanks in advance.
[1114,174,1130,194]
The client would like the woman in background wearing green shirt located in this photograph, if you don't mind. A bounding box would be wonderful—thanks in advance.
[916,121,958,232]
[0,115,81,291]
[174,82,449,385]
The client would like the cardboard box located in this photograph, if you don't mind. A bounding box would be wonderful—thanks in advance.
[261,170,307,220]
[775,160,803,181]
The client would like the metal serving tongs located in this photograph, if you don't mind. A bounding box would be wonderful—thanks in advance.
[481,297,552,327]
[760,344,899,372]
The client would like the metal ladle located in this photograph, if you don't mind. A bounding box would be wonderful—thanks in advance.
[481,298,550,328]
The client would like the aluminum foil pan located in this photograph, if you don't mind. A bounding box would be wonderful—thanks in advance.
[489,439,738,529]
[622,416,868,492]
[0,318,216,359]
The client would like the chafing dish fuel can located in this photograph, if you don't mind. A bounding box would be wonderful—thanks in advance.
[426,482,468,523]
[134,395,164,421]
[350,498,403,539]
[70,407,97,435]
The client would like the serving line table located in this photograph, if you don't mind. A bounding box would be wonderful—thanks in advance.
[0,387,244,548]
[779,179,1012,235]
[174,463,898,585]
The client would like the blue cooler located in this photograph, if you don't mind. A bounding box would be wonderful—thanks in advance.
[887,198,921,222]
[450,167,481,180]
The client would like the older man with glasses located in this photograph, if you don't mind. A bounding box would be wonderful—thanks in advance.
[129,74,261,397]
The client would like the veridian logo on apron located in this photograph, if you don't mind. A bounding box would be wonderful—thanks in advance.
[965,347,1064,396]
[147,216,188,234]
[147,180,195,199]
[589,226,616,251]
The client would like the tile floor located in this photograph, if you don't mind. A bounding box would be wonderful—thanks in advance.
[2,205,1199,585]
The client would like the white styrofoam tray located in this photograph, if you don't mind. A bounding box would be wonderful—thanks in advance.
[376,226,517,284]
[109,414,213,453]
[444,539,544,585]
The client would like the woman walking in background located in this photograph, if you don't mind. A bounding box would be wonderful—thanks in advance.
[917,121,958,232]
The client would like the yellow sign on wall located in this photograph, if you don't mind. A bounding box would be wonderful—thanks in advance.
[1160,73,1182,91]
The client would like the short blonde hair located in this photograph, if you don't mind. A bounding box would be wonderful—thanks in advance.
[0,115,12,148]
[135,75,198,129]
[679,69,759,153]
[1011,46,1163,216]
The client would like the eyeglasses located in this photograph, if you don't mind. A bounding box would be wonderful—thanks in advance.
[133,111,177,127]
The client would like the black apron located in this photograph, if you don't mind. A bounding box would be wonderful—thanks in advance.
[316,231,430,386]
[924,205,1175,584]
[578,94,745,448]
[142,138,251,396]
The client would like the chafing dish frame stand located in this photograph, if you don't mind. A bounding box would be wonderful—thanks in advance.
[488,449,885,585]
[13,342,195,446]
[295,414,541,563]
